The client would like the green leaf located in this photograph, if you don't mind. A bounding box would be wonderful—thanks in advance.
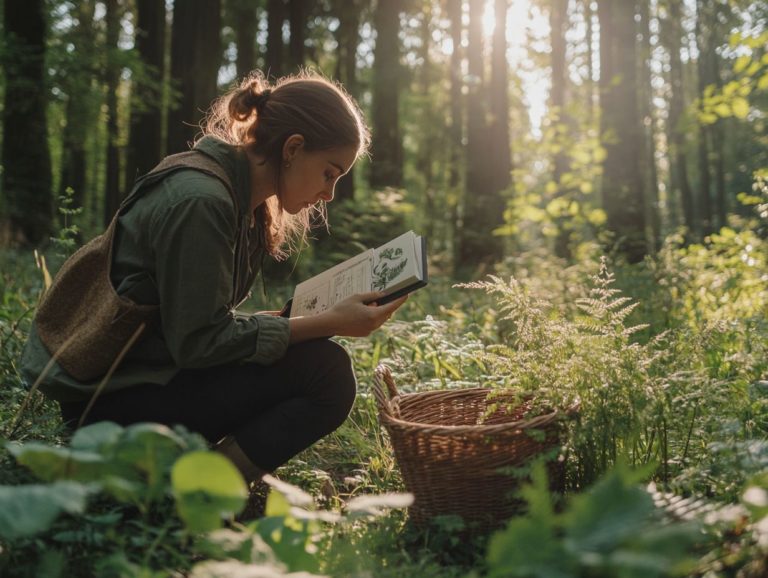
[69,421,123,452]
[171,451,247,533]
[732,97,750,119]
[8,442,106,482]
[0,481,92,540]
[563,463,655,553]
[115,423,187,500]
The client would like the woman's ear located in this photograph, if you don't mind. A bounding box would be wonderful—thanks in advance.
[282,134,305,162]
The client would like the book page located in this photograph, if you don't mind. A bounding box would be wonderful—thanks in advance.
[372,231,422,295]
[291,250,373,317]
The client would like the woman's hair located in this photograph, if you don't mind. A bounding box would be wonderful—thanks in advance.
[202,70,371,259]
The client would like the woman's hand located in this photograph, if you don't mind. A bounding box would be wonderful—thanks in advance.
[325,291,408,337]
[288,291,408,344]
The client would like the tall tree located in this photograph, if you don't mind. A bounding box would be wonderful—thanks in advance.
[694,0,713,236]
[59,0,96,217]
[104,0,123,224]
[457,0,505,273]
[127,0,166,184]
[369,0,403,188]
[550,0,571,258]
[1,0,53,245]
[661,0,695,238]
[638,0,661,247]
[288,0,307,72]
[266,0,285,77]
[489,0,511,194]
[447,0,463,190]
[167,0,222,154]
[232,0,258,79]
[333,0,363,202]
[598,0,647,261]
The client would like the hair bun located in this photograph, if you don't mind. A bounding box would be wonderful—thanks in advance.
[251,88,272,113]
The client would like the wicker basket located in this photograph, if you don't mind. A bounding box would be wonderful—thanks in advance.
[373,364,571,532]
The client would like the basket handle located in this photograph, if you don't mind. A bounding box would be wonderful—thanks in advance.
[373,364,399,417]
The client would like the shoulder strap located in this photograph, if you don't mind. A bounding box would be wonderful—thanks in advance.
[119,150,238,214]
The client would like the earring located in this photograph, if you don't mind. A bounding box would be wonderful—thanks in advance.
[284,161,291,169]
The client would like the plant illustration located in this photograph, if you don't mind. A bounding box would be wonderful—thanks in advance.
[373,247,407,291]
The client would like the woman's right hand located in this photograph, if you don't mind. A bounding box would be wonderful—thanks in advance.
[288,291,408,344]
[324,291,408,337]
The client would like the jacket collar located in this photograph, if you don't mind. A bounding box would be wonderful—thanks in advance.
[193,136,251,215]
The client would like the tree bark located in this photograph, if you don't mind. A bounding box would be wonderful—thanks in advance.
[127,0,166,184]
[266,0,285,78]
[167,0,222,155]
[1,0,53,246]
[457,0,505,274]
[288,0,307,72]
[694,0,713,236]
[662,0,695,239]
[550,0,571,258]
[639,0,661,248]
[233,0,258,79]
[333,0,363,201]
[59,0,96,216]
[447,0,463,190]
[489,0,511,193]
[369,0,403,188]
[104,0,122,224]
[598,0,647,261]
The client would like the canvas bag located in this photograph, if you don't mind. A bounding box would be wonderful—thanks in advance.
[35,151,241,382]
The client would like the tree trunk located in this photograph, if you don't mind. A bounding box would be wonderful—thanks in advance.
[266,0,285,78]
[694,0,713,236]
[457,0,505,274]
[550,0,571,258]
[127,0,166,184]
[167,0,222,154]
[234,0,258,79]
[288,0,307,72]
[489,0,511,193]
[333,0,362,202]
[1,0,52,246]
[639,0,661,248]
[104,0,122,224]
[584,0,595,121]
[447,0,463,190]
[369,0,403,188]
[59,0,96,217]
[598,0,647,262]
[662,0,695,239]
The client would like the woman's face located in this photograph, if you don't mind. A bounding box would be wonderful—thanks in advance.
[280,137,357,215]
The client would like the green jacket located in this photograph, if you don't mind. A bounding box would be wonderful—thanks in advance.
[21,137,290,403]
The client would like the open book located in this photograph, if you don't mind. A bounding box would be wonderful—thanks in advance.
[288,231,427,318]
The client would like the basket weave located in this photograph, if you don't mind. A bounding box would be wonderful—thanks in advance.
[373,365,570,532]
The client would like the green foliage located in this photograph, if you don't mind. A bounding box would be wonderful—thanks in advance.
[486,462,702,578]
[49,187,82,260]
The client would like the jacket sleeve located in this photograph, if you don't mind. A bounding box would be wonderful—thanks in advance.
[150,187,289,368]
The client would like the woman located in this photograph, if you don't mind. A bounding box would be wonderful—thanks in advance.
[21,71,407,486]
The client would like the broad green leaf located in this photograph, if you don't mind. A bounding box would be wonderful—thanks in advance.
[172,451,247,533]
[115,423,187,500]
[8,442,106,482]
[0,481,92,540]
[487,518,573,578]
[70,421,123,451]
[563,463,654,552]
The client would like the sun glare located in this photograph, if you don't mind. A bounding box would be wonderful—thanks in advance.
[482,1,496,38]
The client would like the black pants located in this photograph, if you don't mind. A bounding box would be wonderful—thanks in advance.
[60,339,357,472]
